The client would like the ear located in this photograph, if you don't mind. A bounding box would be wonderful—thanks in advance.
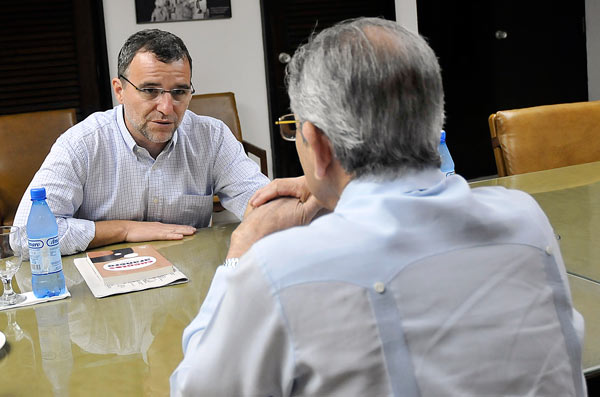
[112,77,125,104]
[303,122,333,180]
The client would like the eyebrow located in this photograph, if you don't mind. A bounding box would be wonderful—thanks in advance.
[138,81,192,89]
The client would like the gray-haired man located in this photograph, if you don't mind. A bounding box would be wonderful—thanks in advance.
[172,18,585,396]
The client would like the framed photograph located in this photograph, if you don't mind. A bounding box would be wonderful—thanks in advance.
[135,0,232,24]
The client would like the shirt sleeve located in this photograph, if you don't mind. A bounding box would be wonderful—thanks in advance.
[210,122,269,219]
[12,132,95,257]
[170,250,295,396]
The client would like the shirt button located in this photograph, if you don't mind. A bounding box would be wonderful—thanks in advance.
[374,282,385,294]
[153,197,159,204]
[545,245,553,255]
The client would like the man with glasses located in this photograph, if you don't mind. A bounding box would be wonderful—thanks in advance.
[171,18,585,396]
[13,29,268,255]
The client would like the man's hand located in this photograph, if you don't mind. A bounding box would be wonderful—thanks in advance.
[248,176,311,208]
[123,221,196,242]
[89,220,196,249]
[228,195,322,259]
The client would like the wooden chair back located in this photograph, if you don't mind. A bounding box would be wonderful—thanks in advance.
[188,92,243,141]
[188,92,268,176]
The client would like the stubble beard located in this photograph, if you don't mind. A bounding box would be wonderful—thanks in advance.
[131,114,179,144]
[139,122,177,143]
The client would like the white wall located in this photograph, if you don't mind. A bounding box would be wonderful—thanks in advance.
[586,0,600,100]
[102,0,417,179]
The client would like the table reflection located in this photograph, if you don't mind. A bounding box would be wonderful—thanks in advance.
[532,183,600,282]
[0,309,37,392]
[3,223,235,395]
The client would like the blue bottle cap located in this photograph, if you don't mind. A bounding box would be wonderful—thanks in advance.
[440,130,446,143]
[30,187,47,200]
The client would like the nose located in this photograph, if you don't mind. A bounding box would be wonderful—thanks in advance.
[156,91,175,115]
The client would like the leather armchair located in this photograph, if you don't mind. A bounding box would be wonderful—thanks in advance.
[0,108,76,225]
[488,101,600,177]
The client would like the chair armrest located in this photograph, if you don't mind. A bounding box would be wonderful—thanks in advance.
[242,140,268,176]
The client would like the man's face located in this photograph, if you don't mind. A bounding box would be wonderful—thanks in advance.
[113,51,192,148]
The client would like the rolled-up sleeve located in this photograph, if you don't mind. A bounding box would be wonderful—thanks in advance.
[12,133,95,256]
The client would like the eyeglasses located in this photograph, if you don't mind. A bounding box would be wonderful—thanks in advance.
[275,113,300,141]
[119,74,195,102]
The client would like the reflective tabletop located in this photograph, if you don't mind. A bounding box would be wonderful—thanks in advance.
[1,223,236,396]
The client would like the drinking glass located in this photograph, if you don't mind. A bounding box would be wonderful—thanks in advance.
[0,226,26,306]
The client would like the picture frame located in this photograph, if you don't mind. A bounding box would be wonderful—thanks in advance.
[135,0,232,24]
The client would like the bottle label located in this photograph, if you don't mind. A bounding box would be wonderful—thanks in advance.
[29,236,62,275]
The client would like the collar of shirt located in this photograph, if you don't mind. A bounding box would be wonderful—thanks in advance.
[115,104,179,156]
[337,167,446,210]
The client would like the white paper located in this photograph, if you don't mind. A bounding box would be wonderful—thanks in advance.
[0,289,71,312]
[74,258,188,298]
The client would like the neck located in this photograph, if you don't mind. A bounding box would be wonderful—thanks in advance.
[322,162,353,210]
[124,117,169,159]
[134,136,168,159]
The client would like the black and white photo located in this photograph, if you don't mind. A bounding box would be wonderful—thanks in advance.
[135,0,232,24]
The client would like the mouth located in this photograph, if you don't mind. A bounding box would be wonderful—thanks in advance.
[151,119,174,126]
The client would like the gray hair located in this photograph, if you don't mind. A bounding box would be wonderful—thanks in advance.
[117,29,193,78]
[286,17,444,177]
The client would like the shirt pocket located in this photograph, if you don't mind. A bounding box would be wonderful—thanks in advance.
[166,194,214,228]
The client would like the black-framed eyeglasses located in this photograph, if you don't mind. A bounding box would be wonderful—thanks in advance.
[275,113,301,141]
[119,74,195,102]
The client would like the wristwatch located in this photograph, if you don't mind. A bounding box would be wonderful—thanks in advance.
[222,257,239,268]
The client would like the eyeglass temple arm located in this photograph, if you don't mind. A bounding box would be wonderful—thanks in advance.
[275,120,297,125]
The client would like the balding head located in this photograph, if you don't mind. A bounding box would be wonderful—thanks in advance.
[286,17,445,178]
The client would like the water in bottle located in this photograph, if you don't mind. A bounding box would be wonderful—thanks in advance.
[26,187,66,297]
[439,130,455,176]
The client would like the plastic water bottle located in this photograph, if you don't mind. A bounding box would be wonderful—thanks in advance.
[439,130,455,176]
[26,187,66,297]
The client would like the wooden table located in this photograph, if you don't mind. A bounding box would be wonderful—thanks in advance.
[471,161,600,377]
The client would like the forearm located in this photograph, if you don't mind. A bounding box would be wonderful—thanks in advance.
[90,220,197,250]
[89,220,129,249]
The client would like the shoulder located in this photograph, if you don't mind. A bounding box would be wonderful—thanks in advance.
[470,184,546,221]
[178,110,228,139]
[177,111,239,152]
[471,182,536,203]
[460,181,555,248]
[247,214,344,287]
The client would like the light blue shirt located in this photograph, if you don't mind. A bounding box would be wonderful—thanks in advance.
[13,105,269,255]
[171,169,585,396]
